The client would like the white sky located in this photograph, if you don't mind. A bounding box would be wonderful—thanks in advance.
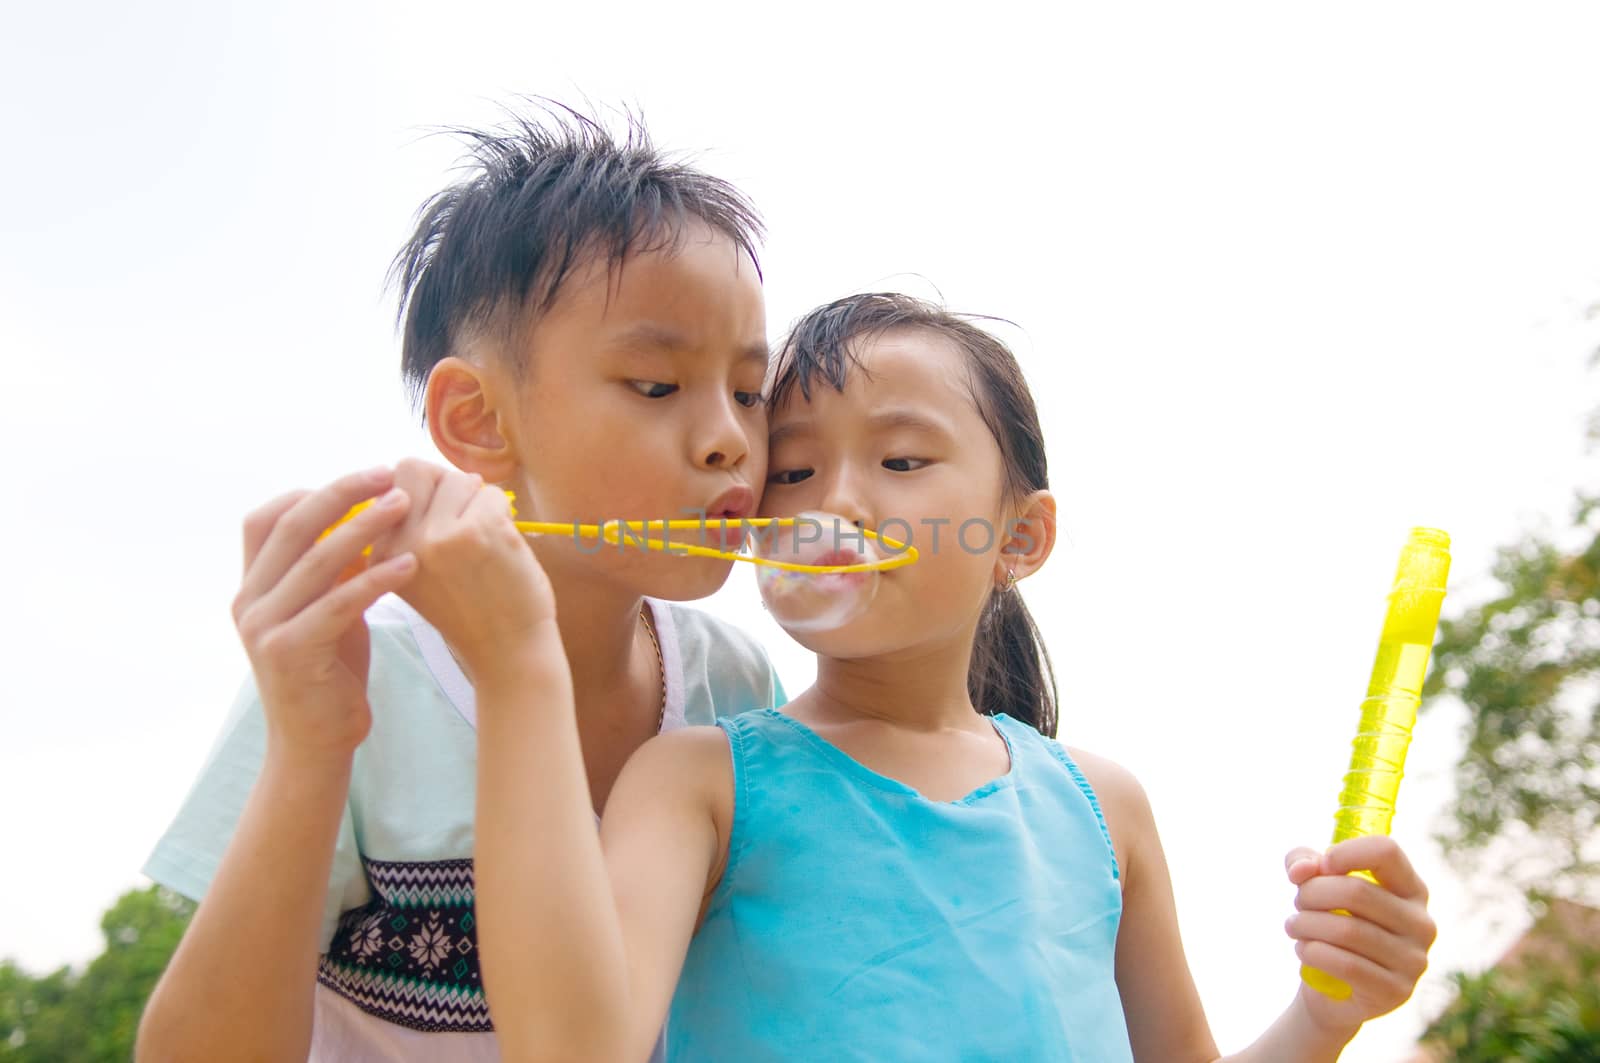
[3,2,1599,1060]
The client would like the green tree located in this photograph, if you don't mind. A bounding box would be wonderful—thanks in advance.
[1421,490,1600,899]
[0,886,194,1062]
[1420,922,1600,1061]
[1414,324,1600,1057]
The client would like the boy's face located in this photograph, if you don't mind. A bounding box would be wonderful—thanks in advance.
[504,220,769,601]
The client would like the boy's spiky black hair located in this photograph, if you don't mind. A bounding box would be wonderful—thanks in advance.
[390,99,765,411]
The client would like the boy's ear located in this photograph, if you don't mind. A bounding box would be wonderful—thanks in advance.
[995,489,1057,588]
[424,357,519,484]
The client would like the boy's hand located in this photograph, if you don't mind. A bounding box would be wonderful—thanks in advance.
[1283,836,1437,1038]
[368,458,558,684]
[233,466,419,762]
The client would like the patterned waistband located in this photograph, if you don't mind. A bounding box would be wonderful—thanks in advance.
[317,857,491,1034]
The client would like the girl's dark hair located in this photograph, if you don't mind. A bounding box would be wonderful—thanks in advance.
[390,99,765,413]
[769,293,1059,737]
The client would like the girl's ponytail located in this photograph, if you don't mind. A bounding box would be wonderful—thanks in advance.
[970,582,1058,738]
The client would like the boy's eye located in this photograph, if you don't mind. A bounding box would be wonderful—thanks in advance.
[734,390,763,409]
[768,468,813,486]
[629,380,678,399]
[883,457,929,472]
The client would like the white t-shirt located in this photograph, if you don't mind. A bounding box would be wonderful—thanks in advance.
[145,595,786,1062]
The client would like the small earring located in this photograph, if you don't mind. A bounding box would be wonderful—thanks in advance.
[1006,568,1018,590]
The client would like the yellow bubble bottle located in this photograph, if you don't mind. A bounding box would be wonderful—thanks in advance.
[1301,528,1451,1000]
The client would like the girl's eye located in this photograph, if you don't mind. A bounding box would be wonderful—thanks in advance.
[629,380,678,399]
[882,457,929,472]
[734,390,763,409]
[768,468,813,486]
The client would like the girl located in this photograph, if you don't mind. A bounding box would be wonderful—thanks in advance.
[457,294,1437,1062]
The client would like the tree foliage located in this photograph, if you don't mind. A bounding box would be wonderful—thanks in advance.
[1422,492,1600,897]
[0,886,193,1062]
[1420,934,1600,1061]
[1414,326,1600,1056]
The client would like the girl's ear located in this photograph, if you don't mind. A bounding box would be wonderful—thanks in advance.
[995,489,1057,588]
[424,357,520,484]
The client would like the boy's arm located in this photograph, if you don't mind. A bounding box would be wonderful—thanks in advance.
[140,677,368,944]
[474,648,726,1063]
[1077,752,1435,1063]
[138,750,356,1062]
[137,468,418,1063]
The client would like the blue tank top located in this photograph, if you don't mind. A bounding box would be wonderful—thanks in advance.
[668,709,1134,1062]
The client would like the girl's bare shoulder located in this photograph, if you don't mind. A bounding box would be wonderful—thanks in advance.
[627,725,735,794]
[614,726,736,837]
[1061,745,1158,879]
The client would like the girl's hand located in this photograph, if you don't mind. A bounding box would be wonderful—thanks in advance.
[1283,836,1437,1039]
[233,466,419,762]
[368,458,558,685]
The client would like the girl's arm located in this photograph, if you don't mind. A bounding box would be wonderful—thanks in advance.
[1071,750,1221,1062]
[1075,751,1435,1063]
[350,460,722,1062]
[474,646,729,1063]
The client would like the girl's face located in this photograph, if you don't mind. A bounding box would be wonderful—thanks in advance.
[762,328,1018,659]
[500,221,770,600]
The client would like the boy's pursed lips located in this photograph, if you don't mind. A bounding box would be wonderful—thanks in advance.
[705,484,755,522]
[703,484,755,548]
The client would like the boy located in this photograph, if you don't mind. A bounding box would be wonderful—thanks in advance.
[137,102,784,1062]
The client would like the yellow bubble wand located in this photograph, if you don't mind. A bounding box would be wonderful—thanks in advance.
[1301,527,1451,1000]
[325,490,918,574]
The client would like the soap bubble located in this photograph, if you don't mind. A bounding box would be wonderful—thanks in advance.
[754,512,882,633]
